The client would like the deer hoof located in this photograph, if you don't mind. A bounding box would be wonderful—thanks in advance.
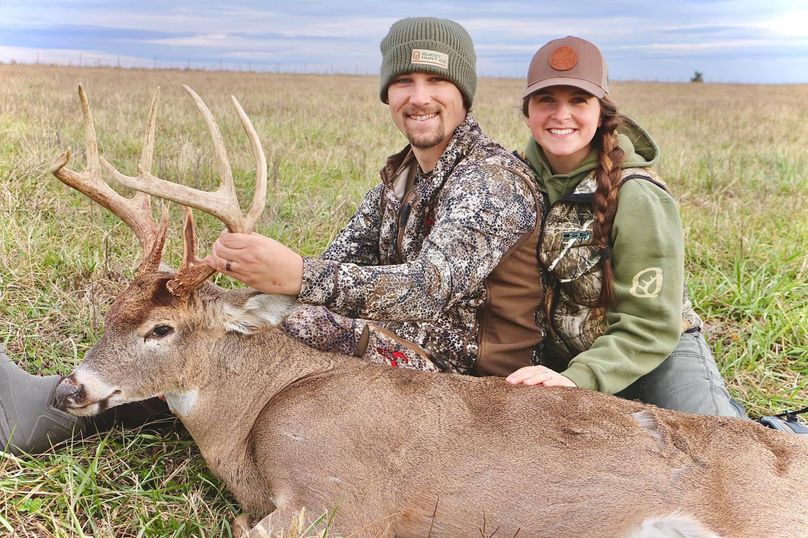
[231,513,252,538]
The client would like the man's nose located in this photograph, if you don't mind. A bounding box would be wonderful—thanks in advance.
[409,80,432,106]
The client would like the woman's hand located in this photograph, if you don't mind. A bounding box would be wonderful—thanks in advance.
[506,365,577,387]
[205,231,304,296]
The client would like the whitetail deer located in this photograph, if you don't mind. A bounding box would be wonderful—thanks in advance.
[51,85,807,538]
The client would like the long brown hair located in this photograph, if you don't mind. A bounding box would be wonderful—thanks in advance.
[523,94,625,309]
[590,96,624,308]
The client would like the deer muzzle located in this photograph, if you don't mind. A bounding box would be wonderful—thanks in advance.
[54,373,120,416]
[53,375,86,411]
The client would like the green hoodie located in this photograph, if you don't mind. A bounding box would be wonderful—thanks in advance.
[524,117,686,394]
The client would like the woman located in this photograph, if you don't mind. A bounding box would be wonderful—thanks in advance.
[505,36,742,417]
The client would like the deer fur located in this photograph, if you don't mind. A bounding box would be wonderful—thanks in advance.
[55,270,808,537]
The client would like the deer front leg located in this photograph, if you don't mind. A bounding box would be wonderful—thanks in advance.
[230,513,252,538]
[238,506,314,538]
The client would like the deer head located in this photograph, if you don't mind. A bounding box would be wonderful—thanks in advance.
[51,85,293,416]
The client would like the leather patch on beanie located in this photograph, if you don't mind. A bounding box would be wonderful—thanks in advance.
[549,46,578,71]
[411,49,449,69]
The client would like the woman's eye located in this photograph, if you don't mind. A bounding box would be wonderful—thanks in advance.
[149,325,173,339]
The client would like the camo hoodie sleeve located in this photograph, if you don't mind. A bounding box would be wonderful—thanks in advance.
[319,183,384,265]
[298,163,537,322]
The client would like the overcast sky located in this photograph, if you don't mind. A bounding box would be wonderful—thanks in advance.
[1,0,806,83]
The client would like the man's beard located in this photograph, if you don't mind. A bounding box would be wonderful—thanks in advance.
[406,125,446,149]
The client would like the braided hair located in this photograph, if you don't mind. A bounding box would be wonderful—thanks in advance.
[590,97,625,309]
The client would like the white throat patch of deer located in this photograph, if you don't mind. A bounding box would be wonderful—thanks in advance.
[52,86,808,537]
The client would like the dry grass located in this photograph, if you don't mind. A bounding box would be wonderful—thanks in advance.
[0,64,806,535]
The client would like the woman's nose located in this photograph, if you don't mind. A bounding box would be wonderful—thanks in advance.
[552,103,571,121]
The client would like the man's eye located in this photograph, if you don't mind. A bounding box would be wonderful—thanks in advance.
[148,325,174,339]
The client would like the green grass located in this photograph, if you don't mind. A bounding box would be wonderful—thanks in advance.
[1,64,806,535]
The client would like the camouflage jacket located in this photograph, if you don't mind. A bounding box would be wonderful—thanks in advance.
[284,115,543,375]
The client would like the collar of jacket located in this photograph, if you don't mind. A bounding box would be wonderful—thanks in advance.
[379,114,481,187]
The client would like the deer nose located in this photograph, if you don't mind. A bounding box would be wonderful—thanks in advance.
[54,375,84,410]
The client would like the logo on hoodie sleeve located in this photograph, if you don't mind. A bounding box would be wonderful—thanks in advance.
[630,267,663,298]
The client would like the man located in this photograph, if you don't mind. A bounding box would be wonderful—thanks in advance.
[207,17,545,377]
[1,17,544,455]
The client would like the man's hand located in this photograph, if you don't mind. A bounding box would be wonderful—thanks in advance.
[506,365,577,387]
[205,231,304,296]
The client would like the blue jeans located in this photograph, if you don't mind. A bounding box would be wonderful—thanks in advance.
[615,331,744,417]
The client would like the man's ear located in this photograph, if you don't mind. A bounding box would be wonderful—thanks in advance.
[220,293,297,334]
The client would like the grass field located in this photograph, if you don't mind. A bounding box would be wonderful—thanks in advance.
[1,63,806,536]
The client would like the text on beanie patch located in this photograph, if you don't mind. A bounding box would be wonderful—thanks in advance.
[411,49,449,69]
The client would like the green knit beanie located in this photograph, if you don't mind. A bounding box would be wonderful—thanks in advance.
[379,17,477,109]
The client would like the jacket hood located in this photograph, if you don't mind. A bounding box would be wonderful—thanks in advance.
[618,116,658,168]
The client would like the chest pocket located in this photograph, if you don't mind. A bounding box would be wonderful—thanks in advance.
[539,199,603,307]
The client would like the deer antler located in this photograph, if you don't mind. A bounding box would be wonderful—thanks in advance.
[50,85,163,266]
[102,85,268,297]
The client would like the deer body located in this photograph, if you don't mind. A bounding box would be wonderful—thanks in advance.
[50,86,808,537]
[55,275,808,538]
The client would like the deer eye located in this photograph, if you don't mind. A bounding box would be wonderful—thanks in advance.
[148,325,174,339]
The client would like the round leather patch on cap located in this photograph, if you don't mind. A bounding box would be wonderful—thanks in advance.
[549,46,578,71]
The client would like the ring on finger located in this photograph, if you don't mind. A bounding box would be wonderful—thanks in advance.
[225,260,232,272]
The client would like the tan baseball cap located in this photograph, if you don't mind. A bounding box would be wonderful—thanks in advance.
[523,36,608,99]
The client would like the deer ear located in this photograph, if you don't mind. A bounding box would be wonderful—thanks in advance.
[220,293,297,334]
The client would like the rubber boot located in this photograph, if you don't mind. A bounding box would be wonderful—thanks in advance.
[0,346,85,456]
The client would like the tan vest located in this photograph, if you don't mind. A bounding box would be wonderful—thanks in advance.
[474,170,544,376]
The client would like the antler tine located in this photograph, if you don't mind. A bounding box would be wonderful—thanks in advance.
[164,206,217,297]
[105,87,248,233]
[50,84,158,254]
[140,87,159,175]
[182,85,237,205]
[231,95,268,232]
[79,84,101,174]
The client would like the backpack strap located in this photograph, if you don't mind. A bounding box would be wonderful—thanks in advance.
[619,170,669,193]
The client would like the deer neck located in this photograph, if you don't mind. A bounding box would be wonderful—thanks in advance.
[166,327,338,462]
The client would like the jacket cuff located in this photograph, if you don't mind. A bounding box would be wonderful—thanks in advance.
[298,257,339,306]
[561,363,599,391]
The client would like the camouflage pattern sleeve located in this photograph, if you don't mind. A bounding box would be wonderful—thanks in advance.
[298,163,537,321]
[320,183,384,265]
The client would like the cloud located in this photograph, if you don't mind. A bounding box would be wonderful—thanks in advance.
[1,0,807,82]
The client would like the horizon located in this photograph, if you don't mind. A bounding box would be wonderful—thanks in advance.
[5,62,807,86]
